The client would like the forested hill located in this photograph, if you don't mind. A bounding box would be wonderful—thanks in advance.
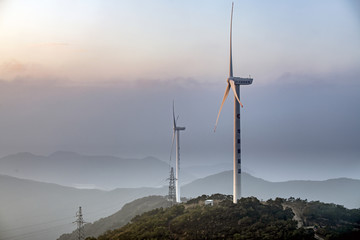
[89,195,360,240]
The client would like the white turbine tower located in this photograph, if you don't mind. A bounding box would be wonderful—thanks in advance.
[214,2,253,204]
[170,101,185,203]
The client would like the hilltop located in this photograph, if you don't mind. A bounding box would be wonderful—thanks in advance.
[88,195,360,240]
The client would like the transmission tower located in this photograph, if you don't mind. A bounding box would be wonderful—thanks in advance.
[73,206,86,240]
[168,167,176,205]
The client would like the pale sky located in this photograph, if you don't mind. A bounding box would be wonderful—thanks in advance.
[0,0,359,181]
[1,0,359,83]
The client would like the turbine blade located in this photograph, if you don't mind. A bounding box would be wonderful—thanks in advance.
[170,130,175,163]
[230,80,243,108]
[173,101,176,128]
[229,2,234,78]
[214,83,231,132]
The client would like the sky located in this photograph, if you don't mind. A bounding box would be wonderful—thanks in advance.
[0,0,359,182]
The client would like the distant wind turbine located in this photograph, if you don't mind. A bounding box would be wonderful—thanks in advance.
[170,101,186,203]
[214,2,253,204]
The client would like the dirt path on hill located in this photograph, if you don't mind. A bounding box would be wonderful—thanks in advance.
[282,203,304,228]
[282,203,324,240]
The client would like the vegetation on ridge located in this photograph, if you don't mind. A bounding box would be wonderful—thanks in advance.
[84,194,360,240]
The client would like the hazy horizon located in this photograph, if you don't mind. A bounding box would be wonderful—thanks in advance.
[1,149,359,184]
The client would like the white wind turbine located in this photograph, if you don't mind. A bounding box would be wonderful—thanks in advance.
[214,2,253,204]
[170,101,186,203]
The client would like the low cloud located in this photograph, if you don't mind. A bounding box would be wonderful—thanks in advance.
[0,59,65,83]
[31,42,71,48]
[0,59,26,74]
[41,42,69,47]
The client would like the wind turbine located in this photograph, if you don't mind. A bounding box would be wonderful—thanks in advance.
[214,2,253,204]
[170,101,186,203]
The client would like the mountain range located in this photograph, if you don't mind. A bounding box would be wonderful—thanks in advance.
[0,151,195,189]
[1,172,359,240]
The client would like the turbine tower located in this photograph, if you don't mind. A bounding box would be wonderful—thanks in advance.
[214,2,253,204]
[171,101,185,203]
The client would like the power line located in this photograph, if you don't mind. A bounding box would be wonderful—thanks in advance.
[0,222,71,240]
[0,216,74,233]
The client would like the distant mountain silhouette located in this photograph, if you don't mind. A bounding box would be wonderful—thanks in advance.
[182,171,360,209]
[0,151,196,189]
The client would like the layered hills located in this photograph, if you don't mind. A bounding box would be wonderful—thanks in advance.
[1,170,360,240]
[1,152,359,240]
[0,175,166,240]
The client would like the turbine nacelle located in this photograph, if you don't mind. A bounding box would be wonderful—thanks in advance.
[172,101,186,131]
[227,77,253,85]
